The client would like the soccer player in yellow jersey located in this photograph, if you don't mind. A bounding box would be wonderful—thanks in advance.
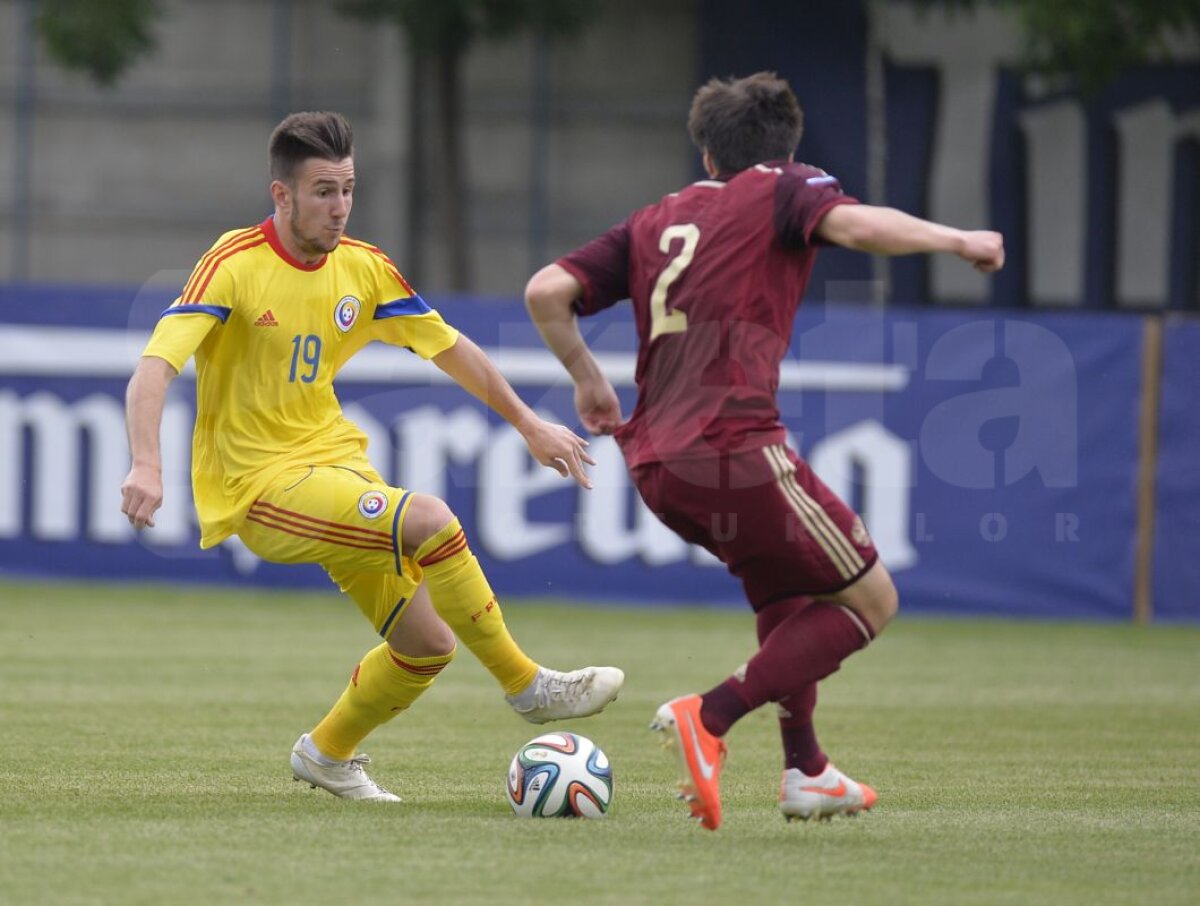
[119,111,623,802]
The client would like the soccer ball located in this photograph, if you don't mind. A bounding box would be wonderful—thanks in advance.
[506,732,613,818]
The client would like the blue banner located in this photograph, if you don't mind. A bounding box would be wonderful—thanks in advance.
[0,287,1165,620]
[1153,318,1200,621]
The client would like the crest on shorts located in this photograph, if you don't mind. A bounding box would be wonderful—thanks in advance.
[851,516,871,547]
[357,490,389,519]
[334,295,361,332]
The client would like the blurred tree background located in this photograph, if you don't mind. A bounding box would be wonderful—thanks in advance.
[34,0,601,290]
[338,0,600,289]
[35,0,160,85]
[27,0,1200,292]
[920,0,1200,93]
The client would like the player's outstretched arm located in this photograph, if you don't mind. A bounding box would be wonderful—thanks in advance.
[525,264,622,436]
[121,355,178,529]
[432,334,597,489]
[816,204,1005,273]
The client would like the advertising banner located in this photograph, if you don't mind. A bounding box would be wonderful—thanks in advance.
[1153,317,1200,621]
[0,287,1154,620]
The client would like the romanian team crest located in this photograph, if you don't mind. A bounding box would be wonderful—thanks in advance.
[357,490,389,520]
[334,295,361,332]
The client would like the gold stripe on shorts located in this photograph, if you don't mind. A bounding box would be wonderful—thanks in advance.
[770,444,865,577]
[763,444,865,581]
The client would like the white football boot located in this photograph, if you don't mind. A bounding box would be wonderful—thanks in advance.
[290,733,401,802]
[506,666,625,724]
[778,763,877,821]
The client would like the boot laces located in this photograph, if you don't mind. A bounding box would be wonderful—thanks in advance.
[345,754,371,774]
[538,671,589,706]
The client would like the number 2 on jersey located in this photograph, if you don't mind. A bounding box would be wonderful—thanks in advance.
[650,223,700,341]
[289,334,322,383]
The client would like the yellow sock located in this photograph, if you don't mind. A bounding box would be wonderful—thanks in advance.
[414,519,539,695]
[310,642,454,761]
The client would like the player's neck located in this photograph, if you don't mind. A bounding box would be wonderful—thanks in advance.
[270,213,326,267]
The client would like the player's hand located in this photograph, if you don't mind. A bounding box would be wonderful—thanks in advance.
[959,230,1005,273]
[121,463,164,529]
[575,377,622,436]
[521,419,597,489]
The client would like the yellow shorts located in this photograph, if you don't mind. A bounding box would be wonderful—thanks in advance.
[236,459,423,638]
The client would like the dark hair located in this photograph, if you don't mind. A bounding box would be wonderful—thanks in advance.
[268,111,354,183]
[687,72,804,174]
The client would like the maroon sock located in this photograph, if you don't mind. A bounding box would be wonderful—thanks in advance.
[699,679,751,736]
[755,596,813,644]
[756,602,828,772]
[698,596,811,737]
[781,723,827,776]
[777,681,827,775]
[698,600,874,739]
[738,601,874,710]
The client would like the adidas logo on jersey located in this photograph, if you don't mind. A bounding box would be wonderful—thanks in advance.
[254,309,279,327]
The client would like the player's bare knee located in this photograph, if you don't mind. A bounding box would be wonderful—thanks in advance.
[872,582,900,630]
[421,629,457,659]
[389,623,456,659]
[861,577,899,633]
[390,638,457,660]
[433,619,457,656]
[400,493,458,552]
[835,561,899,634]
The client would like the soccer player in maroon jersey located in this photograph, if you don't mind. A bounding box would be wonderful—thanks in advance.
[525,72,1004,830]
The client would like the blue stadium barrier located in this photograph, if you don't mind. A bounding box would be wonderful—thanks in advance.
[1,286,1192,621]
[1153,318,1200,622]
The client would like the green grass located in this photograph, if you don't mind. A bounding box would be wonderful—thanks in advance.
[1,579,1197,906]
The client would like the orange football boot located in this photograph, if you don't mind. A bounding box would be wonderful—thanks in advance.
[650,694,728,830]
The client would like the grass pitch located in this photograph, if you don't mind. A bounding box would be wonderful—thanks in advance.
[0,579,1197,905]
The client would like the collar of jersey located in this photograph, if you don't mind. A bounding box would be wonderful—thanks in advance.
[713,158,792,182]
[261,216,329,272]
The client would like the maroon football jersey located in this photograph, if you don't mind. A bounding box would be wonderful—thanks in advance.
[558,161,857,466]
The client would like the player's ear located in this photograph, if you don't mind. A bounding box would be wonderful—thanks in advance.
[702,149,719,178]
[270,179,292,212]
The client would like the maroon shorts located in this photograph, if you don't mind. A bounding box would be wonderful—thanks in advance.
[630,443,878,610]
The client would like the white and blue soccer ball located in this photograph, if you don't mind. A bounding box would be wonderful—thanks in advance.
[506,732,613,818]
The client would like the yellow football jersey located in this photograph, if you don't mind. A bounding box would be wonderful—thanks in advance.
[142,216,459,548]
